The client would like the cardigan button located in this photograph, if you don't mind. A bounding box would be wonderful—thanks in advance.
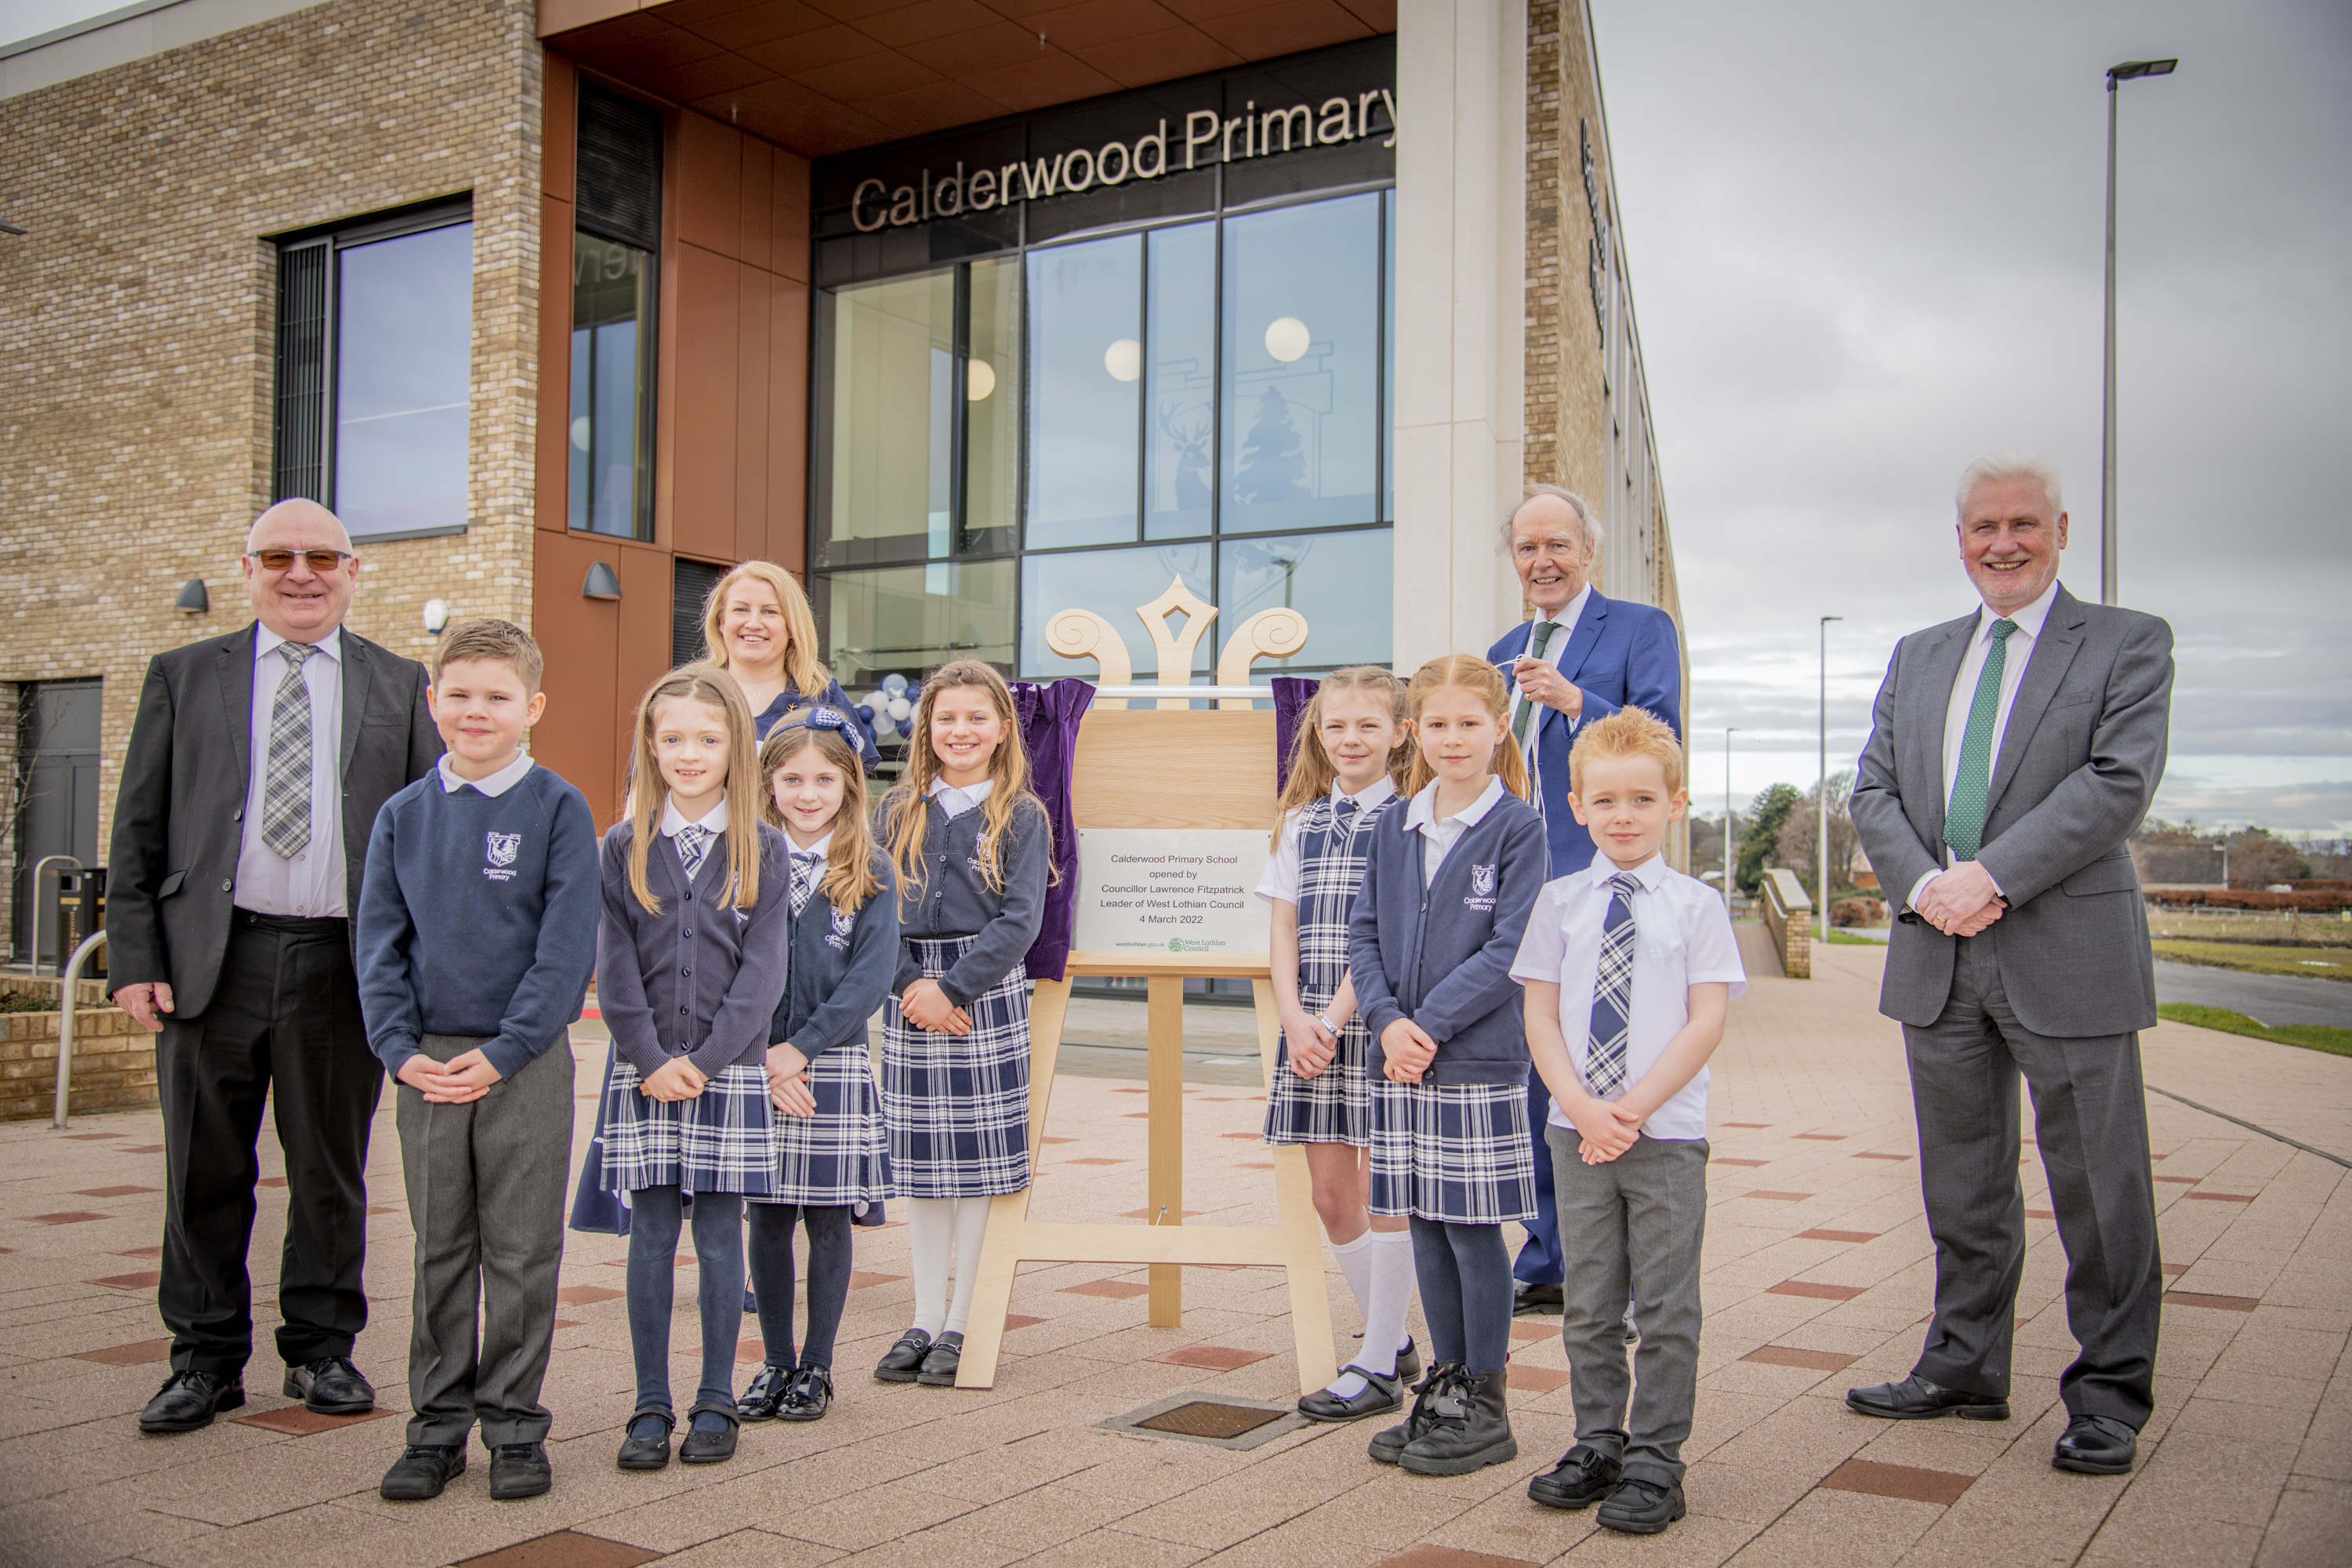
[681,967,691,977]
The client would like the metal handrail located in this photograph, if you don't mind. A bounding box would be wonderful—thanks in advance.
[29,854,83,975]
[53,928,107,1130]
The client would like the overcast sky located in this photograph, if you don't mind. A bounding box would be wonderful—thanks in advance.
[1591,0,2352,838]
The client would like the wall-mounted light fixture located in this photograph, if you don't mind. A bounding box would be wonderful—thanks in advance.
[583,562,622,601]
[173,579,209,613]
[423,598,452,634]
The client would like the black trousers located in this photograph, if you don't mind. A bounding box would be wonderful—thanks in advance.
[157,911,382,1377]
[1903,936,2163,1428]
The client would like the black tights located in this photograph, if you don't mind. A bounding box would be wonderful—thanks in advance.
[1409,1217,1512,1374]
[746,1203,855,1370]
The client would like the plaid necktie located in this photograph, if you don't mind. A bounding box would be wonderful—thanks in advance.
[674,823,711,882]
[1334,795,1359,830]
[1584,872,1642,1098]
[789,851,820,915]
[260,641,318,858]
[1512,619,1558,745]
[1943,619,2020,863]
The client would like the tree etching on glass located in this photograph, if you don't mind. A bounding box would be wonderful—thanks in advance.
[1232,384,1308,506]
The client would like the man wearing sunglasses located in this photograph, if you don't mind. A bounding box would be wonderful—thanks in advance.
[107,499,439,1435]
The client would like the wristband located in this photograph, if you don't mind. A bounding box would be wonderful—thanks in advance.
[1313,1012,1336,1036]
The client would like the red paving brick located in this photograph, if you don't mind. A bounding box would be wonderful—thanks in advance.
[74,1338,172,1366]
[2187,1191,2256,1203]
[454,1530,660,1568]
[1819,1457,1975,1506]
[1798,1229,1880,1243]
[1149,1344,1270,1370]
[1853,1151,1911,1160]
[1372,1548,1540,1568]
[233,1406,395,1436]
[25,1211,111,1225]
[71,1185,159,1197]
[1744,1190,1813,1202]
[1504,1363,1571,1393]
[87,1271,161,1289]
[1769,1281,1867,1301]
[554,1285,623,1305]
[1741,1345,1857,1371]
[848,1271,904,1288]
[1715,1157,1769,1167]
[2166,1291,2259,1312]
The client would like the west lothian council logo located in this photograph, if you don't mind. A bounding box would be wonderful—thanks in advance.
[486,832,521,867]
[1470,863,1497,897]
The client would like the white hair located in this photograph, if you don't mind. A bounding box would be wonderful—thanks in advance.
[1502,484,1604,551]
[1955,453,2064,519]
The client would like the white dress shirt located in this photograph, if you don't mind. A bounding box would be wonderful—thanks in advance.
[1507,583,1593,764]
[234,626,347,918]
[786,829,833,868]
[1907,579,2060,912]
[437,749,535,797]
[661,791,730,839]
[927,776,994,820]
[1401,774,1509,887]
[1509,851,1748,1141]
[1256,775,1399,904]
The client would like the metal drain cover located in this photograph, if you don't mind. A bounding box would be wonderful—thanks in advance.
[1134,1400,1285,1441]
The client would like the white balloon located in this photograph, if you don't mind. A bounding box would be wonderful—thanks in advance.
[1265,316,1310,363]
[872,713,895,739]
[1103,338,1141,383]
[865,691,889,710]
[887,697,913,722]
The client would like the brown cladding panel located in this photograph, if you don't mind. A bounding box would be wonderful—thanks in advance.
[771,145,811,283]
[764,270,810,573]
[537,193,576,533]
[675,111,743,259]
[669,242,742,562]
[733,263,773,562]
[738,135,774,271]
[544,53,579,201]
[532,530,626,822]
[615,542,677,782]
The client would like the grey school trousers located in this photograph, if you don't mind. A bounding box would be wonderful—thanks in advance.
[1546,1127,1708,1488]
[396,1032,575,1448]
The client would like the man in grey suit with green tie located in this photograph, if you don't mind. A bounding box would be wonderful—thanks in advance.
[1844,455,2173,1477]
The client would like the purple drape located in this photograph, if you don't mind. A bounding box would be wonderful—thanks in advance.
[1272,675,1321,793]
[1011,678,1091,982]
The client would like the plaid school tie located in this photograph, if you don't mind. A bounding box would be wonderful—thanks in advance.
[674,823,710,882]
[260,641,317,859]
[1943,619,2020,864]
[1512,619,1559,746]
[789,851,820,915]
[1584,872,1642,1098]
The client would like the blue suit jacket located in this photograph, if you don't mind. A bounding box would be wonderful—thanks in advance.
[1490,591,1683,878]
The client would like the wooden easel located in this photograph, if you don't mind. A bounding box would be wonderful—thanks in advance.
[954,583,1338,1396]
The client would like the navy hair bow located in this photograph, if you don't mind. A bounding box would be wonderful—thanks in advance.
[771,703,849,736]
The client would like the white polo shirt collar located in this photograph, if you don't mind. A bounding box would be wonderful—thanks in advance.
[437,749,535,797]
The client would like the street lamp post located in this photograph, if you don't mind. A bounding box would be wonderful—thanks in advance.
[1818,616,1842,939]
[2101,56,2179,608]
[1724,727,1737,909]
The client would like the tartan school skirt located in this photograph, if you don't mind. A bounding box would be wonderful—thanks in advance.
[598,1055,779,1197]
[1368,1078,1539,1225]
[1262,1019,1374,1147]
[756,1044,892,1208]
[881,935,1031,1200]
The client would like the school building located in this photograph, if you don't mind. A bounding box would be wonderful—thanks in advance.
[0,0,1683,964]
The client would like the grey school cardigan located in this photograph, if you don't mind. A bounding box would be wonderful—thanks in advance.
[597,819,792,1079]
[890,793,1051,1006]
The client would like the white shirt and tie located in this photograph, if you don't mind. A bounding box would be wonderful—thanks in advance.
[1907,579,2060,914]
[234,628,346,918]
[1508,583,1592,767]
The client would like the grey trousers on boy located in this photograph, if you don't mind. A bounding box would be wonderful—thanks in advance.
[1546,1127,1708,1488]
[396,1033,575,1448]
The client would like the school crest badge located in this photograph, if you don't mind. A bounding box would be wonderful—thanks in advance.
[486,832,521,867]
[828,904,856,949]
[1471,863,1497,897]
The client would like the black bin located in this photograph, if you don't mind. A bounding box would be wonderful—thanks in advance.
[53,866,107,978]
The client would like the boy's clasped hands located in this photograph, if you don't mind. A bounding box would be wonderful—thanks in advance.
[1557,1084,1645,1164]
[394,1051,504,1105]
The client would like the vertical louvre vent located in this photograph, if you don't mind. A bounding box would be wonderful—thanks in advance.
[673,558,728,670]
[272,241,328,502]
[578,85,663,251]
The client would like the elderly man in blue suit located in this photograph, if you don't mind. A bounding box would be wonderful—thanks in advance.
[1490,485,1683,1314]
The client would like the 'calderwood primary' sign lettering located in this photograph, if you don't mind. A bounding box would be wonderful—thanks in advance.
[851,89,1398,234]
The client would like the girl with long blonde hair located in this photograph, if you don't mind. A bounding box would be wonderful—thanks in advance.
[870,661,1051,1388]
[699,560,879,768]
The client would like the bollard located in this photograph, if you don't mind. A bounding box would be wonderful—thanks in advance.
[53,930,108,1131]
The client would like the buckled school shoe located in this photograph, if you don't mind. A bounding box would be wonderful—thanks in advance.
[615,1406,673,1470]
[916,1331,964,1387]
[678,1401,740,1465]
[1298,1365,1403,1423]
[779,1364,833,1421]
[875,1329,931,1383]
[737,1363,792,1421]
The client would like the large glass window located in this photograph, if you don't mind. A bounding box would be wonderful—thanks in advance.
[825,561,1016,693]
[1021,543,1211,681]
[1146,221,1216,541]
[1025,235,1142,550]
[826,270,957,564]
[271,201,474,541]
[569,233,653,537]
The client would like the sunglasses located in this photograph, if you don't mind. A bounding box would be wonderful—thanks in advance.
[246,548,354,573]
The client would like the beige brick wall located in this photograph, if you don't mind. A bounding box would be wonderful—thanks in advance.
[1523,0,1608,515]
[0,0,543,953]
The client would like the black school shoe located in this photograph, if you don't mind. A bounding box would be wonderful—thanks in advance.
[678,1401,740,1465]
[875,1328,932,1383]
[1596,1475,1686,1534]
[1369,1363,1454,1465]
[916,1331,964,1387]
[1298,1365,1403,1423]
[138,1370,245,1434]
[779,1365,833,1421]
[616,1407,673,1470]
[1512,1280,1565,1317]
[488,1442,552,1500]
[379,1443,465,1501]
[1528,1444,1623,1510]
[1352,1333,1423,1384]
[284,1355,375,1414]
[737,1363,792,1421]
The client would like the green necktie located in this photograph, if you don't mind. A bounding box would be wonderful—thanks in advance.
[1512,619,1558,745]
[1943,618,2020,862]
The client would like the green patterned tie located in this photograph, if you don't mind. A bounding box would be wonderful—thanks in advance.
[1943,619,2019,862]
[1512,619,1558,744]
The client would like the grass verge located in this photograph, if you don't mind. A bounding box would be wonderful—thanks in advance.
[2151,940,2352,982]
[2157,1004,2352,1058]
[1821,929,1886,946]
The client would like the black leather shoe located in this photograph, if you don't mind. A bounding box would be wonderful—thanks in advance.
[2053,1413,2137,1475]
[616,1407,673,1470]
[488,1441,551,1499]
[284,1356,375,1415]
[1528,1444,1623,1510]
[678,1401,739,1465]
[916,1330,964,1387]
[1512,1280,1565,1316]
[1396,1337,1422,1383]
[779,1364,833,1422]
[1597,1475,1686,1534]
[737,1363,792,1421]
[138,1370,245,1434]
[1370,1362,1454,1465]
[379,1443,465,1501]
[875,1328,932,1383]
[1846,1374,2009,1422]
[1298,1365,1403,1423]
[1399,1366,1517,1476]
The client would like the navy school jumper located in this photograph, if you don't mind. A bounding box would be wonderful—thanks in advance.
[889,793,1051,1002]
[772,851,901,1054]
[1346,789,1550,1084]
[596,820,793,1079]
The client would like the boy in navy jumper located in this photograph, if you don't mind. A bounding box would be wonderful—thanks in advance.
[1512,707,1744,1535]
[356,620,601,1504]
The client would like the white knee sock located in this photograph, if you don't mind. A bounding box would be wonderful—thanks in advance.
[942,1196,993,1335]
[1361,1228,1417,1377]
[1322,1230,1377,1395]
[907,1197,953,1338]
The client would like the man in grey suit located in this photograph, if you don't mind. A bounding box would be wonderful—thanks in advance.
[1845,455,2172,1477]
[108,499,439,1434]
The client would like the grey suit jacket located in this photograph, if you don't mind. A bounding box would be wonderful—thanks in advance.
[106,622,440,1018]
[1849,584,2172,1038]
